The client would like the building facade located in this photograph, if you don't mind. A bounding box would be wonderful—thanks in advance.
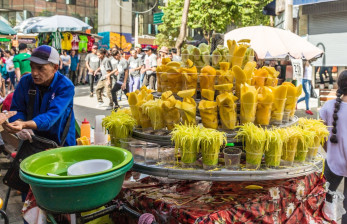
[0,0,97,30]
[299,0,347,68]
[98,0,166,50]
[272,0,347,88]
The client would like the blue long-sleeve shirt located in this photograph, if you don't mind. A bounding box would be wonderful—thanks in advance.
[10,72,76,146]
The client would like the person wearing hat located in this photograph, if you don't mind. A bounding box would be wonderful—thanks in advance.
[141,46,157,90]
[135,44,146,61]
[158,46,169,66]
[3,45,76,146]
[13,43,31,82]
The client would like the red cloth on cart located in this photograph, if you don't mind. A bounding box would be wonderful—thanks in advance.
[114,172,335,224]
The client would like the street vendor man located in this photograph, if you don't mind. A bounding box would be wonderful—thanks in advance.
[2,45,76,146]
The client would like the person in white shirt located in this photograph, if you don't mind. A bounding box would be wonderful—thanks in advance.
[59,50,71,77]
[297,61,313,115]
[4,50,15,91]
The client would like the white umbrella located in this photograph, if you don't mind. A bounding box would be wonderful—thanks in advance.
[224,26,323,60]
[14,17,46,33]
[23,15,92,34]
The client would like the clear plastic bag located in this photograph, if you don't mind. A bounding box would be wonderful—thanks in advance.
[323,182,346,221]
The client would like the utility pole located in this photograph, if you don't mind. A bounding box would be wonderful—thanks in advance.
[284,0,293,32]
[175,0,190,55]
[135,13,139,46]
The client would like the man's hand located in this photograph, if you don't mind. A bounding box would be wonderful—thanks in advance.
[89,69,94,74]
[121,82,126,90]
[16,129,34,141]
[3,120,24,133]
[0,111,16,125]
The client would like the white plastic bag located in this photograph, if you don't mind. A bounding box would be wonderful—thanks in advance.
[323,182,346,221]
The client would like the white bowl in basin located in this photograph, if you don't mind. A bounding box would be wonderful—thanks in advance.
[67,159,113,176]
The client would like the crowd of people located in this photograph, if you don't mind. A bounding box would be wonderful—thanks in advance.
[0,43,182,112]
[0,44,32,97]
[53,44,181,110]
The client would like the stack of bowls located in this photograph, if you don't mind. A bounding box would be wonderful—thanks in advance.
[20,146,133,213]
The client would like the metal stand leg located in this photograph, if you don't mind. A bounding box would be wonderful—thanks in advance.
[3,188,10,212]
[47,213,58,224]
[77,205,117,224]
[0,210,9,224]
[44,202,157,224]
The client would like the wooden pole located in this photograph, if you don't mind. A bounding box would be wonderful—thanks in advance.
[175,0,190,55]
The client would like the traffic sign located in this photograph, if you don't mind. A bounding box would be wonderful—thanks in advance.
[153,12,164,24]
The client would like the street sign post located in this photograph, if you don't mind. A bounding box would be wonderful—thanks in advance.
[291,59,303,81]
[153,12,164,24]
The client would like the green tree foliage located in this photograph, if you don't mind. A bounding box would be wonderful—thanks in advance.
[237,0,272,27]
[157,0,272,45]
[157,0,184,44]
[188,0,240,42]
[154,33,176,48]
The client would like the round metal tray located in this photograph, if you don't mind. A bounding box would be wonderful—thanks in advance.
[132,154,323,182]
[132,116,299,145]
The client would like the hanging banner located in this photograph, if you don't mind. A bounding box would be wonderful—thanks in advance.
[291,59,303,80]
[18,38,36,44]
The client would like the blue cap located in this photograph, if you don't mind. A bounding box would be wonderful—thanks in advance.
[27,45,60,65]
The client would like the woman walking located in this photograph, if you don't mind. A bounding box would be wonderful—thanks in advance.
[297,61,313,115]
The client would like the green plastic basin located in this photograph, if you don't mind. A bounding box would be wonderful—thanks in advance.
[20,146,132,179]
[20,159,133,213]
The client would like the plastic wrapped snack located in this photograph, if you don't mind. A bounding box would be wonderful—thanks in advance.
[270,85,288,124]
[235,123,266,170]
[161,91,180,130]
[240,83,258,124]
[198,100,218,129]
[216,92,238,129]
[255,86,274,125]
[264,129,283,167]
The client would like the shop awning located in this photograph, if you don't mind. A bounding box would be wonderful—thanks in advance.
[293,0,337,5]
[0,20,16,35]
